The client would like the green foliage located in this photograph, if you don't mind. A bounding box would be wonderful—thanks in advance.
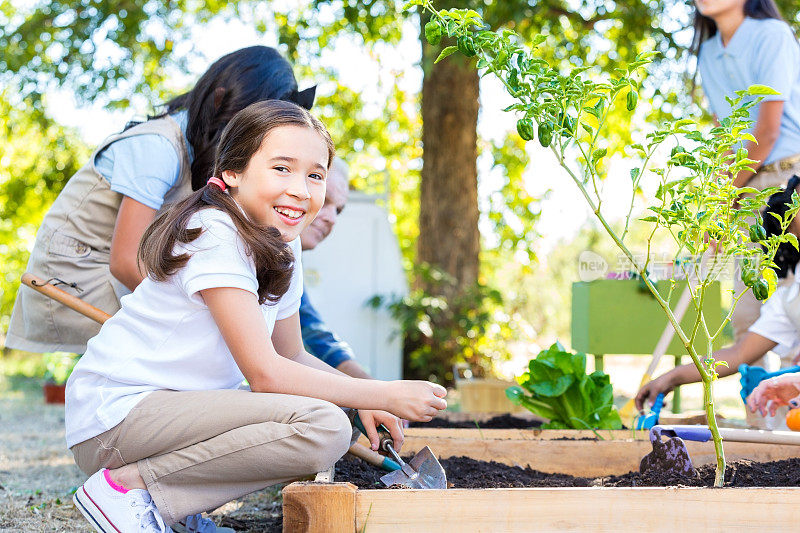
[506,342,622,429]
[0,0,237,109]
[369,264,533,385]
[485,132,539,265]
[42,352,80,385]
[0,91,89,333]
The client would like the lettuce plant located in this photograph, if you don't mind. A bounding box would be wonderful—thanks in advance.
[405,0,800,486]
[506,342,622,430]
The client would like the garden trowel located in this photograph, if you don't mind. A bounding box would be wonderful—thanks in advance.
[352,412,447,489]
[640,424,800,477]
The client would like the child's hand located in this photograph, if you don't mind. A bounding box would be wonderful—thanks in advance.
[635,373,675,411]
[747,373,800,416]
[386,380,447,422]
[357,409,404,452]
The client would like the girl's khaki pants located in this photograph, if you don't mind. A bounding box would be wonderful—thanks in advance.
[71,389,353,525]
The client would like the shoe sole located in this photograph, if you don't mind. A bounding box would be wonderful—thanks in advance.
[73,486,123,533]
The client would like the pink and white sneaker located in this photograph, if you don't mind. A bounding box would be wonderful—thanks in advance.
[73,469,172,533]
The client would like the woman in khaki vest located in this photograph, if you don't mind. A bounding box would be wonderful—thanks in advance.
[6,46,315,354]
[636,177,800,428]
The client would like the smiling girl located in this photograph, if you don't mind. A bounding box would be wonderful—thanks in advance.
[65,100,447,533]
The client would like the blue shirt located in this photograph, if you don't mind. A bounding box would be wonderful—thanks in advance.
[299,289,356,369]
[94,110,192,210]
[698,17,800,165]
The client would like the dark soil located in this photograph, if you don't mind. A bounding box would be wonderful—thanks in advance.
[335,455,800,489]
[602,457,800,488]
[408,413,542,429]
[335,456,590,489]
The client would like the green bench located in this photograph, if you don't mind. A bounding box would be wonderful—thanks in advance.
[571,279,729,412]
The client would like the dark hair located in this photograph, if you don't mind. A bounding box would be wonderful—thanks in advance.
[137,46,316,190]
[762,175,800,278]
[139,100,335,304]
[690,1,786,90]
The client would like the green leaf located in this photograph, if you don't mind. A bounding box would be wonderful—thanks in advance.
[505,386,525,405]
[401,0,425,11]
[592,148,607,161]
[530,374,574,397]
[434,46,458,64]
[786,233,799,251]
[746,84,781,96]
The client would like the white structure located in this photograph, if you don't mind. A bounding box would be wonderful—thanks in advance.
[302,191,407,380]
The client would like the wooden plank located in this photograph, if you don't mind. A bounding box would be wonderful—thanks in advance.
[354,487,800,532]
[456,379,526,413]
[395,433,800,477]
[282,482,356,533]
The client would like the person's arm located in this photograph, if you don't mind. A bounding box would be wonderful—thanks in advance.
[635,331,777,410]
[102,134,181,291]
[109,196,156,291]
[732,101,784,188]
[201,286,446,421]
[336,359,372,379]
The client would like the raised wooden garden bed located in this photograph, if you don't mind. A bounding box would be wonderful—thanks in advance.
[283,429,800,532]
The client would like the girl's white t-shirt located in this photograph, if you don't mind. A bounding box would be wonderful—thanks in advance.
[65,208,303,447]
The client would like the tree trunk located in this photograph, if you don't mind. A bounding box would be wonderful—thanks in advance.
[418,22,480,296]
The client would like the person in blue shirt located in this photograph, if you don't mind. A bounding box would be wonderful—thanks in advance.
[298,158,373,379]
[691,0,800,343]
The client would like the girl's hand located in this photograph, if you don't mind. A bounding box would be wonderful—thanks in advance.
[357,409,404,452]
[746,373,800,417]
[635,374,675,412]
[385,380,447,422]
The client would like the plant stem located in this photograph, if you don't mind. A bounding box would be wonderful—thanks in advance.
[703,366,726,487]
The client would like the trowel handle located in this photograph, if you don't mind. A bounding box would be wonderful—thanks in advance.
[652,425,712,442]
[351,412,395,453]
[654,425,800,445]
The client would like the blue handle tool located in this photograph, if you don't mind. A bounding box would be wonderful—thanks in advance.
[635,393,664,430]
[739,364,800,403]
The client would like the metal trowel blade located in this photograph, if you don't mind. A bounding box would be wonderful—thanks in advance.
[380,446,447,489]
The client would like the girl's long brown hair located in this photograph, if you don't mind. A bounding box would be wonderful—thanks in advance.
[139,100,335,304]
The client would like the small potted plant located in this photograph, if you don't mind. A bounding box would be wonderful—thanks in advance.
[42,352,79,404]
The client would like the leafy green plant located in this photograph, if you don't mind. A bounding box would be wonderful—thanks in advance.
[42,352,79,385]
[406,1,800,486]
[507,342,622,430]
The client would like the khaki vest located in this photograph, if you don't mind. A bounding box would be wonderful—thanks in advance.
[5,116,193,353]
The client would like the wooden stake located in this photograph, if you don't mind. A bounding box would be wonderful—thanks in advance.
[282,482,357,533]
